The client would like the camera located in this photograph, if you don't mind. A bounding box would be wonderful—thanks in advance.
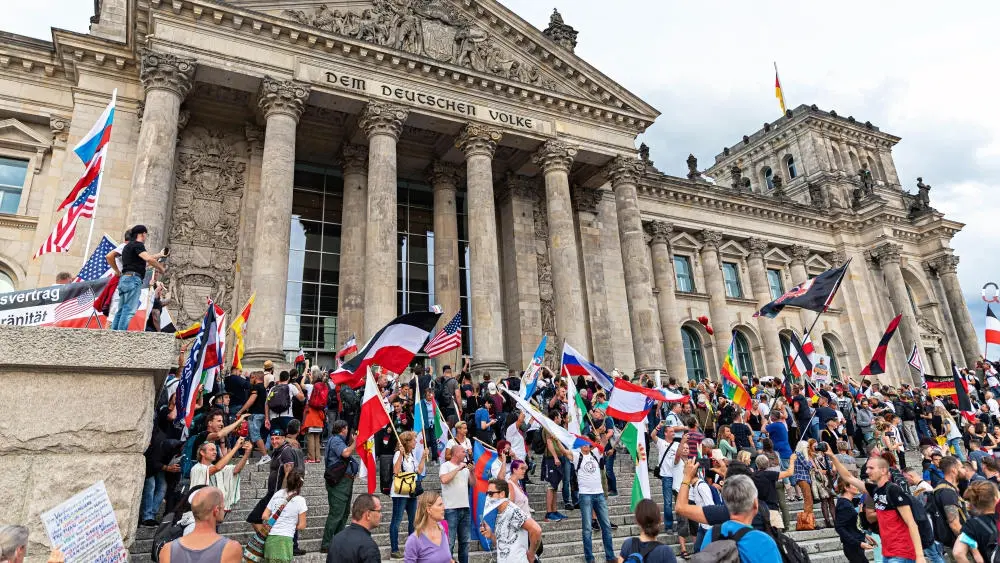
[815,442,829,453]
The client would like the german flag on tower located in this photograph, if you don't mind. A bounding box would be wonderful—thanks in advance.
[775,62,787,114]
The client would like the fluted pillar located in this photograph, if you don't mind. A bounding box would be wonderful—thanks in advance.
[360,102,409,340]
[244,77,310,364]
[456,124,506,379]
[127,49,196,250]
[924,262,966,366]
[605,155,663,374]
[429,161,463,370]
[788,244,815,331]
[336,143,369,346]
[700,230,731,368]
[746,238,785,378]
[531,141,588,354]
[870,242,925,386]
[929,346,949,378]
[646,221,687,382]
[931,254,979,368]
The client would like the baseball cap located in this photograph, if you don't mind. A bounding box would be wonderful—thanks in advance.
[270,428,284,437]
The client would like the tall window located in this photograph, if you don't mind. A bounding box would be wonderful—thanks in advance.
[822,336,841,381]
[905,283,918,315]
[0,157,28,214]
[681,327,706,382]
[779,334,792,376]
[722,262,742,298]
[767,269,784,300]
[785,155,797,179]
[733,331,755,378]
[763,167,774,190]
[674,256,694,292]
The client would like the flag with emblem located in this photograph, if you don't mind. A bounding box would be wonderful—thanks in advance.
[229,293,255,370]
[755,261,850,319]
[74,234,117,282]
[423,311,462,358]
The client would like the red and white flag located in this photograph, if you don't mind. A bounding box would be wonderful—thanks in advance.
[294,349,305,364]
[356,367,391,494]
[606,378,688,422]
[337,335,358,359]
[987,305,1000,346]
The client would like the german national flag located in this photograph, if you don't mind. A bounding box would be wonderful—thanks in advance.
[925,374,956,398]
[175,321,201,340]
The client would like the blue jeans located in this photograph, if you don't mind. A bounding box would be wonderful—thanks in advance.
[924,542,946,563]
[884,558,916,563]
[947,437,967,461]
[444,507,470,563]
[807,420,820,442]
[249,414,265,443]
[111,274,142,330]
[389,496,416,552]
[140,472,167,521]
[661,477,674,528]
[579,493,614,563]
[917,419,930,439]
[605,448,617,493]
[560,455,578,505]
[779,456,791,486]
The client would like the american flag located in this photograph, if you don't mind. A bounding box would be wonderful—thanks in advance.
[423,311,462,357]
[33,155,103,259]
[54,287,96,323]
[74,235,117,282]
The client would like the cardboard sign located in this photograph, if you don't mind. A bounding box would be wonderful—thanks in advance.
[41,481,127,563]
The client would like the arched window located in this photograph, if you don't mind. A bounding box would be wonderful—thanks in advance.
[822,336,841,382]
[849,152,860,172]
[785,155,797,179]
[832,146,844,170]
[0,271,13,293]
[733,331,755,379]
[762,167,774,190]
[779,333,792,376]
[681,326,706,382]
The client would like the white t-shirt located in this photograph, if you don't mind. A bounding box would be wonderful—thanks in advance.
[494,504,530,563]
[266,489,307,538]
[446,437,472,461]
[439,461,470,509]
[505,424,527,460]
[945,414,963,440]
[391,451,419,498]
[759,402,771,417]
[688,480,715,530]
[654,437,680,479]
[665,412,684,428]
[987,398,1000,418]
[112,243,125,271]
[572,450,603,495]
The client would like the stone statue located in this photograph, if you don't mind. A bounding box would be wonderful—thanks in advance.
[639,143,650,163]
[908,176,933,216]
[808,181,828,209]
[857,166,875,195]
[729,161,743,190]
[686,153,700,180]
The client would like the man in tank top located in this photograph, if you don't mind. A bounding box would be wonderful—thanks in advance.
[159,487,242,563]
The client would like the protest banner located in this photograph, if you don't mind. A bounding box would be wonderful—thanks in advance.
[0,278,148,329]
[812,354,832,383]
[41,481,127,563]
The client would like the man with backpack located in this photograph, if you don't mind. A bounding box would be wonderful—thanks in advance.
[435,365,462,422]
[927,456,968,558]
[264,370,304,436]
[321,420,359,554]
[691,475,781,562]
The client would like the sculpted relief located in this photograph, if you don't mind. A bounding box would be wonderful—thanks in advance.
[281,0,558,91]
[167,126,247,326]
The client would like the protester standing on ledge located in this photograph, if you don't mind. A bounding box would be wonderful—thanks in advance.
[111,224,165,331]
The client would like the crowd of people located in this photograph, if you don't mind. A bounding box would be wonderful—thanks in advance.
[129,354,1000,563]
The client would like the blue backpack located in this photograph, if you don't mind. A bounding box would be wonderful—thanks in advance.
[622,538,668,563]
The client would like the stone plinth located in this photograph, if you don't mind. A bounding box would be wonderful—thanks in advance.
[0,326,175,561]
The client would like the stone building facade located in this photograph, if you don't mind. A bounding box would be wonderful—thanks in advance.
[0,0,977,386]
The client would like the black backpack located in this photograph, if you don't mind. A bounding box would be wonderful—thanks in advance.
[267,383,291,414]
[434,376,452,410]
[530,430,547,455]
[340,386,361,415]
[761,508,811,563]
[149,513,185,562]
[928,482,968,546]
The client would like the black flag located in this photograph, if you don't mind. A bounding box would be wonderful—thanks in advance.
[755,260,850,319]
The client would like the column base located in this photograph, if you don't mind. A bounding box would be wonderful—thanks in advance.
[242,348,287,370]
[471,359,509,384]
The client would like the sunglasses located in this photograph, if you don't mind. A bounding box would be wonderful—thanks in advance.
[487,489,502,496]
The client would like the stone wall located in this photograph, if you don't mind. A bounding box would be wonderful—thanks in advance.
[0,326,175,561]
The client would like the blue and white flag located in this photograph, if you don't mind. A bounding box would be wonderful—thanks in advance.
[520,335,547,400]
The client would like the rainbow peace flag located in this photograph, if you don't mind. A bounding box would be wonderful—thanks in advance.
[721,333,752,409]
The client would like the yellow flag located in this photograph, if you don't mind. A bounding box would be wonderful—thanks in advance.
[774,62,787,114]
[230,292,256,370]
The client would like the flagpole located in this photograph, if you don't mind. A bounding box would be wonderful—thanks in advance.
[81,89,115,263]
[766,310,825,414]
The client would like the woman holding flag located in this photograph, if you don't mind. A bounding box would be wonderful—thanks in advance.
[390,431,426,559]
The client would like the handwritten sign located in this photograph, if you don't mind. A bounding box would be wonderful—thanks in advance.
[42,481,127,563]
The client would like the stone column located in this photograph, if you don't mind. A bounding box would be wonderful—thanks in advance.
[531,141,588,353]
[788,244,815,330]
[127,49,195,250]
[429,161,463,370]
[746,238,785,378]
[924,262,965,365]
[930,254,980,368]
[360,102,409,340]
[646,221,687,383]
[574,187,614,368]
[870,242,925,386]
[336,143,369,346]
[700,230,731,366]
[244,78,310,364]
[456,124,506,378]
[606,155,664,375]
[928,345,949,378]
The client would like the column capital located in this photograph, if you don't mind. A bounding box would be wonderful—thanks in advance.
[700,229,723,250]
[456,123,502,158]
[870,242,902,266]
[257,77,310,121]
[746,237,769,259]
[359,101,409,140]
[139,48,196,98]
[341,143,369,174]
[531,139,577,173]
[571,186,601,213]
[604,155,645,189]
[644,220,673,245]
[427,161,462,189]
[827,250,848,267]
[929,253,959,274]
[789,244,811,265]
[496,171,537,204]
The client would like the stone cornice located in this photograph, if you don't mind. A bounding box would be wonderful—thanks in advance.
[0,214,39,230]
[138,0,657,133]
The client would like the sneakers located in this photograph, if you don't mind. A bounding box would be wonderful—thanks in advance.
[564,502,574,510]
[591,521,600,530]
[608,491,619,497]
[390,551,404,559]
[256,455,272,466]
[553,512,568,520]
[140,519,158,527]
[293,548,307,556]
[544,512,567,521]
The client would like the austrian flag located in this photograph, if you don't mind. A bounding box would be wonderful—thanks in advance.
[606,378,688,422]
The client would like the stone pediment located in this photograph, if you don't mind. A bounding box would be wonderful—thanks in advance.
[0,119,51,151]
[239,0,650,111]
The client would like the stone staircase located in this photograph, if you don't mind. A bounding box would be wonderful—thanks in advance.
[130,449,916,562]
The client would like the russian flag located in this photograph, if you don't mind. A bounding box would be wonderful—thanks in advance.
[471,442,498,550]
[561,342,613,392]
[73,92,116,165]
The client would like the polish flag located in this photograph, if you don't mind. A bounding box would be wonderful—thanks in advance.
[356,367,391,494]
[987,305,1000,346]
[606,378,689,422]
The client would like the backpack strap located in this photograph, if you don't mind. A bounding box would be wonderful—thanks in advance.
[637,541,663,560]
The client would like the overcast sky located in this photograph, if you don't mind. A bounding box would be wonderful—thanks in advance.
[8,1,1000,359]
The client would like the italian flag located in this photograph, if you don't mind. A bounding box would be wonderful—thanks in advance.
[433,400,451,463]
[620,421,651,511]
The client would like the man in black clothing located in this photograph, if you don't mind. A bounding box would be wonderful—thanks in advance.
[111,224,165,331]
[225,368,250,418]
[329,493,383,563]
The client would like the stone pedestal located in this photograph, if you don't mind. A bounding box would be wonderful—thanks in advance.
[0,326,175,561]
[360,102,408,340]
[430,161,463,371]
[457,124,507,379]
[608,156,664,375]
[336,143,369,346]
[245,78,310,364]
[870,242,925,386]
[127,49,195,250]
[746,238,785,378]
[931,255,980,368]
[647,221,687,382]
